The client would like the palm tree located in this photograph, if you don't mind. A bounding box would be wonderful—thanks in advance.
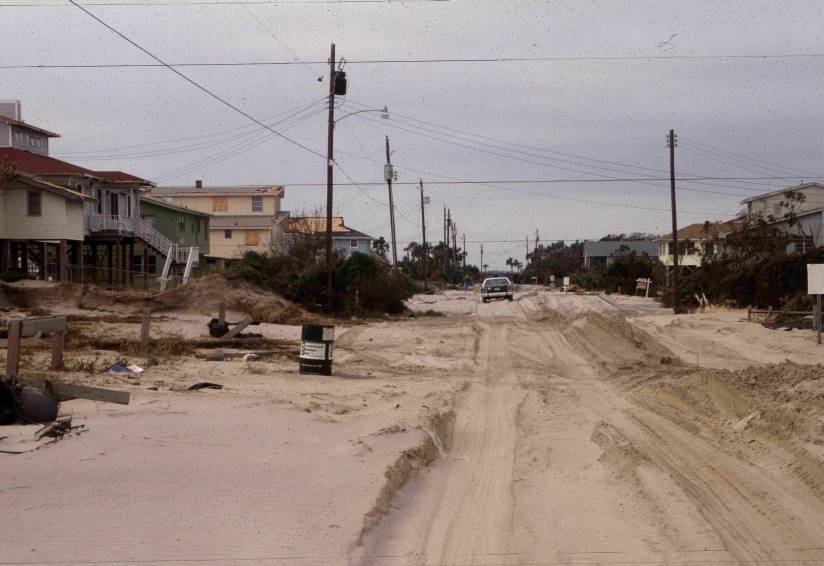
[372,237,389,258]
[513,259,522,272]
[505,257,514,272]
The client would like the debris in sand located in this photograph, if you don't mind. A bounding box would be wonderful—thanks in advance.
[35,417,86,440]
[103,362,144,375]
[731,411,761,433]
[208,318,263,340]
[186,382,224,391]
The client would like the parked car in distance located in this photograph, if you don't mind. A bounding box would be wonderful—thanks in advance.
[481,277,514,302]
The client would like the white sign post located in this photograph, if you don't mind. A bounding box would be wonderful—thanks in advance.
[807,264,824,345]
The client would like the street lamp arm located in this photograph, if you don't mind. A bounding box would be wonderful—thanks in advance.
[334,106,389,124]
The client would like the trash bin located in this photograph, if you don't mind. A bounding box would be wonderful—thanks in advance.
[299,324,335,376]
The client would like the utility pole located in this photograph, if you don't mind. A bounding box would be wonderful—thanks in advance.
[668,129,680,314]
[384,135,398,268]
[480,244,484,276]
[419,179,428,290]
[324,43,336,310]
[442,207,447,281]
[462,233,466,274]
[525,235,529,265]
[446,209,452,271]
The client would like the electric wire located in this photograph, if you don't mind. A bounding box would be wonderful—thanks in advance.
[65,0,327,160]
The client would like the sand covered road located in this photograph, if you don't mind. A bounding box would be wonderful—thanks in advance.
[355,291,824,565]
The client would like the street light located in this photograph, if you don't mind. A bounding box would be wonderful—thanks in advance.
[334,106,390,124]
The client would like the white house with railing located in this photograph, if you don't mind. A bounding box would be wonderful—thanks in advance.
[0,101,200,288]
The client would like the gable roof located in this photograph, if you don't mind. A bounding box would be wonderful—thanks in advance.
[0,115,60,138]
[0,147,97,177]
[740,182,824,205]
[653,219,744,242]
[583,240,658,257]
[6,173,93,201]
[0,148,153,186]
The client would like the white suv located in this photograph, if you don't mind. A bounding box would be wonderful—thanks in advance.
[481,277,514,303]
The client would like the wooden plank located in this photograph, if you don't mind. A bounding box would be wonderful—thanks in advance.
[6,319,22,377]
[50,330,65,370]
[46,380,130,405]
[21,316,67,338]
[219,319,252,341]
[218,302,225,325]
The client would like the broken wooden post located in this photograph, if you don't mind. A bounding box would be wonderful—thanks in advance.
[6,319,22,378]
[219,319,253,341]
[50,330,65,370]
[218,302,225,325]
[141,307,152,354]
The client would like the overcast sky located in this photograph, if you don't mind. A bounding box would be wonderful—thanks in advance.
[2,0,822,268]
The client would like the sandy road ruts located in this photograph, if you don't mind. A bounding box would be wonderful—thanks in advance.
[355,296,824,566]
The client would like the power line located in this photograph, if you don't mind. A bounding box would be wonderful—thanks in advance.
[65,0,327,160]
[0,0,439,5]
[4,54,824,69]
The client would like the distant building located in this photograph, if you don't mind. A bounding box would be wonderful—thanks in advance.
[138,197,210,277]
[0,99,59,156]
[582,240,658,268]
[654,219,743,267]
[147,182,289,261]
[287,217,374,259]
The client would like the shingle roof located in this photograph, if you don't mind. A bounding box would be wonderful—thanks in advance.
[583,240,659,258]
[287,216,373,240]
[151,185,283,196]
[11,173,93,201]
[0,148,152,186]
[653,219,744,241]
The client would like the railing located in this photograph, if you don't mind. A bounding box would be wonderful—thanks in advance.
[86,215,192,263]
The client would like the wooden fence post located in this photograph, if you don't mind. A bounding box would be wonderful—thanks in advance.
[50,330,65,370]
[6,319,22,377]
[141,307,152,354]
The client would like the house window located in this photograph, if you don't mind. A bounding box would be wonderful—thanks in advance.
[245,231,262,246]
[27,191,42,216]
[147,256,157,274]
[350,239,359,249]
[133,255,143,272]
[95,189,103,214]
[704,242,715,256]
[178,215,186,232]
[142,215,155,227]
[191,217,196,233]
[794,235,815,253]
[772,203,782,217]
[212,196,228,212]
[13,131,23,144]
[251,196,263,212]
[110,192,119,216]
[224,230,232,239]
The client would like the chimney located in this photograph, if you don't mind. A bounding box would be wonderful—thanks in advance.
[195,179,203,189]
[0,100,22,120]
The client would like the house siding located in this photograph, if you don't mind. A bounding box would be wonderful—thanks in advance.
[746,185,824,218]
[333,237,371,258]
[139,199,210,255]
[0,188,84,240]
[209,228,271,259]
[160,194,280,216]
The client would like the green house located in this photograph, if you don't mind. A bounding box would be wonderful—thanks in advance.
[139,197,210,255]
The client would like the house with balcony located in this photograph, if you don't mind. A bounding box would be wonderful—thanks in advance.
[741,182,824,253]
[582,240,658,268]
[146,182,289,264]
[0,101,200,287]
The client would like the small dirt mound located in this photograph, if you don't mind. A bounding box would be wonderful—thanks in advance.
[146,274,316,325]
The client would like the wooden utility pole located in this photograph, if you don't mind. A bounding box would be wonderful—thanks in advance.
[480,244,484,276]
[462,233,466,274]
[384,135,398,268]
[419,179,428,290]
[442,207,447,280]
[324,43,336,310]
[668,129,680,314]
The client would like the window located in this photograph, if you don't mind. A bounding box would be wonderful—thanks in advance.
[178,215,186,232]
[224,229,233,239]
[110,192,119,216]
[27,191,42,216]
[133,255,143,272]
[142,215,155,227]
[251,196,263,212]
[147,256,157,274]
[703,242,715,256]
[29,136,43,149]
[245,231,262,246]
[212,196,228,212]
[191,217,196,233]
[95,189,103,214]
[772,203,783,217]
[350,239,359,248]
[13,131,23,144]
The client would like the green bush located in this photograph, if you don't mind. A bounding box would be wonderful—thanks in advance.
[0,271,23,283]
